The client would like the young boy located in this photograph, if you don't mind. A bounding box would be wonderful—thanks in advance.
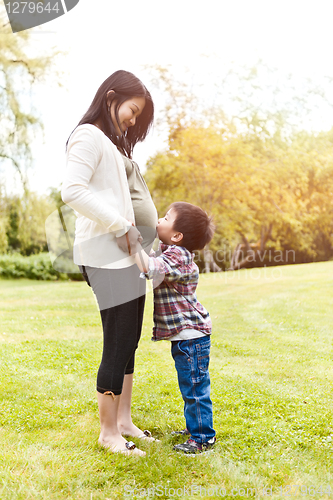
[133,201,216,454]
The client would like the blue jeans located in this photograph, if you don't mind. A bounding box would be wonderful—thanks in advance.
[171,336,215,444]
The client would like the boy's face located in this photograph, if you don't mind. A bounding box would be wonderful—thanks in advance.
[157,209,182,245]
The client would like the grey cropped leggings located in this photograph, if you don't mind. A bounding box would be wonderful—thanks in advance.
[81,264,146,396]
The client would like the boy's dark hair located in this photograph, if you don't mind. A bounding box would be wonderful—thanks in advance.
[169,202,215,252]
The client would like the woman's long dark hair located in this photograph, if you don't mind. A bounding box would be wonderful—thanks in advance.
[67,70,154,158]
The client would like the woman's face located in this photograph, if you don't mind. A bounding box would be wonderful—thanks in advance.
[110,96,146,135]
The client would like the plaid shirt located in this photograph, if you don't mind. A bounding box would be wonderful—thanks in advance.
[144,243,212,341]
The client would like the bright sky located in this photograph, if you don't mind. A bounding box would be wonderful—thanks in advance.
[10,0,333,194]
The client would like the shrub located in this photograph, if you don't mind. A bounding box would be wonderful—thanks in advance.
[0,253,83,281]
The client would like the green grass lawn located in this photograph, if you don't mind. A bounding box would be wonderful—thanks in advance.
[1,262,333,499]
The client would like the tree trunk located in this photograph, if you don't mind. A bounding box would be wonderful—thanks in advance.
[229,225,273,270]
[202,247,222,272]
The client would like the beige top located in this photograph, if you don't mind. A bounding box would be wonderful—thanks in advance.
[62,124,136,269]
[62,124,157,269]
[122,155,158,251]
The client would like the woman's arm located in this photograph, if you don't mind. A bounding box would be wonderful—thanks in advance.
[62,126,130,236]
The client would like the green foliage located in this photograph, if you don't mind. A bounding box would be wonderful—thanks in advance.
[0,189,58,255]
[1,263,333,498]
[0,187,9,253]
[144,64,333,269]
[0,252,82,280]
[146,124,333,269]
[48,185,64,210]
[0,252,59,280]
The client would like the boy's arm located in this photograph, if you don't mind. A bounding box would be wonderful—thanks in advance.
[133,243,185,283]
[133,243,149,274]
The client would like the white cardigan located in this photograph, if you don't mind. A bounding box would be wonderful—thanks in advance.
[61,124,136,269]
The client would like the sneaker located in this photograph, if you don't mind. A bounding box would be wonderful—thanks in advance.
[173,437,216,454]
[171,428,191,436]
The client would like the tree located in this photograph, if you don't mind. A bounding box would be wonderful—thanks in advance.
[0,183,9,253]
[145,62,333,143]
[144,64,333,270]
[145,122,333,270]
[5,190,56,255]
[0,6,55,187]
[145,124,255,271]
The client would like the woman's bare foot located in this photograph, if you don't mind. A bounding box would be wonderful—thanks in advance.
[98,433,146,456]
[118,423,159,442]
[118,422,142,436]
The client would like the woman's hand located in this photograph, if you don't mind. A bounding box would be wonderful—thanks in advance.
[116,225,143,255]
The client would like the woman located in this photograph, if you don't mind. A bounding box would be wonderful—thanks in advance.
[62,70,158,456]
